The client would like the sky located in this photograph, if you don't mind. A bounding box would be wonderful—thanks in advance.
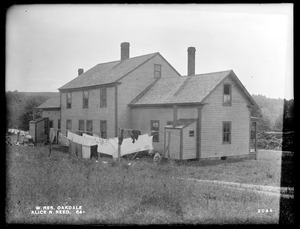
[6,4,293,99]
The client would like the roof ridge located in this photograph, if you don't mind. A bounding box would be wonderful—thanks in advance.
[157,70,233,80]
[184,69,233,77]
[96,52,159,66]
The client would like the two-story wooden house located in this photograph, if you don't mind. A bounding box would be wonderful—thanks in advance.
[36,42,259,160]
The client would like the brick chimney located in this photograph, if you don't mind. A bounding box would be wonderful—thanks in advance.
[121,42,130,60]
[187,47,196,76]
[78,68,84,76]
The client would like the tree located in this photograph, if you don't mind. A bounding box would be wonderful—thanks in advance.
[274,113,283,132]
[257,115,272,133]
[18,97,43,130]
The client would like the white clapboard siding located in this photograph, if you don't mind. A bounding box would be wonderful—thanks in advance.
[118,54,181,130]
[60,87,116,138]
[201,77,250,158]
[131,107,173,152]
[182,122,197,159]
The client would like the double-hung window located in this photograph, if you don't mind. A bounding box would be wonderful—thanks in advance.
[151,120,159,142]
[100,120,107,139]
[66,92,72,109]
[83,91,89,109]
[223,121,231,144]
[86,120,93,136]
[78,120,85,135]
[100,88,107,107]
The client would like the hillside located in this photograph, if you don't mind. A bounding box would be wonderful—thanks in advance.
[6,91,59,130]
[252,94,284,127]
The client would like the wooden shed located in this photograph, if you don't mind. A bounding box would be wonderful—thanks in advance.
[164,119,197,160]
[29,117,49,143]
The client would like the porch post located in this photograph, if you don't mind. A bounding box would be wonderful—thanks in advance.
[196,105,203,160]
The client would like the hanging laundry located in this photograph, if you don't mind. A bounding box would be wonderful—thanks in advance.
[58,132,69,146]
[71,133,80,143]
[78,133,98,159]
[82,145,91,159]
[97,137,118,158]
[81,134,98,146]
[67,131,74,141]
[69,140,77,156]
[118,129,124,145]
[120,134,153,156]
[130,130,141,143]
[76,142,82,158]
[49,128,56,144]
[93,133,100,138]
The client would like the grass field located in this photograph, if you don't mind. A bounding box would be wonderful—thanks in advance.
[6,145,291,224]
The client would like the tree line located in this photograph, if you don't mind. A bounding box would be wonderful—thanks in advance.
[6,91,58,131]
[251,94,294,133]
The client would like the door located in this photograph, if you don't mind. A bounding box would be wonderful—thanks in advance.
[165,128,181,159]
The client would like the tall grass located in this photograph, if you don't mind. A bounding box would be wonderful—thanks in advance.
[6,146,280,224]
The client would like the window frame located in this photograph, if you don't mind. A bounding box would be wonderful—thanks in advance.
[154,64,162,79]
[83,91,89,109]
[222,121,232,144]
[66,119,72,130]
[223,84,232,106]
[100,88,107,108]
[78,119,85,135]
[100,120,107,139]
[66,92,72,109]
[86,120,93,135]
[151,120,160,142]
[189,130,195,137]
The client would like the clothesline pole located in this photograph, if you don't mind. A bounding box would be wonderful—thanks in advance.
[118,144,121,161]
[48,137,52,157]
[117,128,121,161]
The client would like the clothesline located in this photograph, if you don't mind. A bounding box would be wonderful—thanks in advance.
[118,127,177,135]
[49,127,177,136]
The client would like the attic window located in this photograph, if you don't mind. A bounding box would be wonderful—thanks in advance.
[154,64,161,78]
[223,84,232,106]
[189,130,194,137]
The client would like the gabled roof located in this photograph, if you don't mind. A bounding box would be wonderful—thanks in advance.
[37,94,60,109]
[130,70,231,105]
[165,119,197,129]
[129,70,258,107]
[59,52,162,90]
